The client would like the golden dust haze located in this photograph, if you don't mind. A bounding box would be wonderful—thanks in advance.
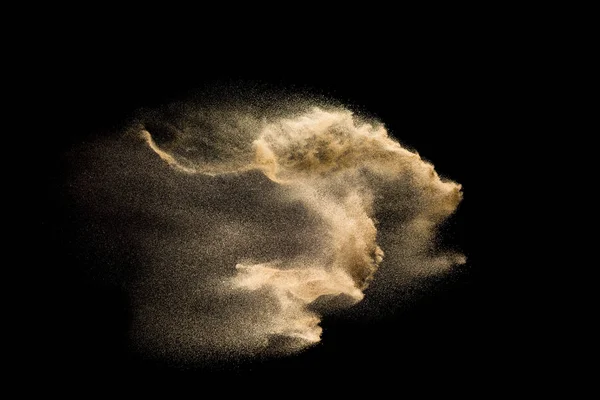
[70,98,464,363]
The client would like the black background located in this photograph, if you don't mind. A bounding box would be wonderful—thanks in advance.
[39,25,511,391]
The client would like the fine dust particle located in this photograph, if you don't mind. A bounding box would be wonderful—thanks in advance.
[72,99,464,363]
